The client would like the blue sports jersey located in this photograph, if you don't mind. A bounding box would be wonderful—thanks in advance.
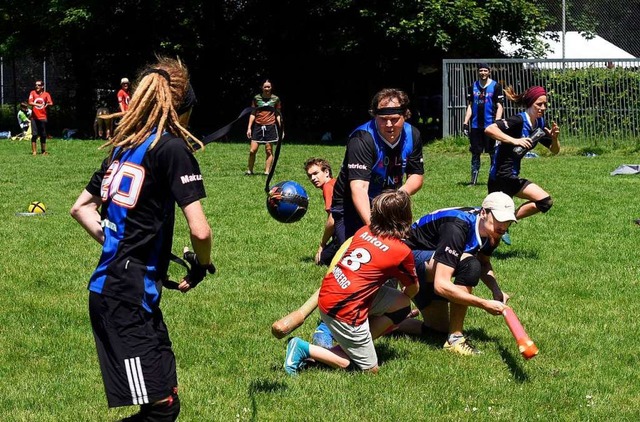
[86,132,206,312]
[489,112,551,180]
[468,80,503,129]
[404,207,495,269]
[352,120,415,199]
[331,120,424,209]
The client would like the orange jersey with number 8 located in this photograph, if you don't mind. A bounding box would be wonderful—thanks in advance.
[318,226,417,326]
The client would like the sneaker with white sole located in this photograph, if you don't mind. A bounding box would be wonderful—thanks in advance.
[284,337,310,375]
[443,336,481,356]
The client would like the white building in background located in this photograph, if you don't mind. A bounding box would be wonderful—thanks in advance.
[498,31,636,68]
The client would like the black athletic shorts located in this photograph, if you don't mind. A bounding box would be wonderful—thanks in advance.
[250,124,279,143]
[411,250,480,310]
[89,292,177,408]
[487,176,530,197]
[469,128,495,154]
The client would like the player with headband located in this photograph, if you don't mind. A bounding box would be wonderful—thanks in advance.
[310,88,425,349]
[484,85,560,244]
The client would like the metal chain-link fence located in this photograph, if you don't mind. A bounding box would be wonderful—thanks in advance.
[444,58,640,145]
[537,0,640,58]
[442,2,640,145]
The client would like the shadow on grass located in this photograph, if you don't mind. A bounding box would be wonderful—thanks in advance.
[492,248,539,260]
[465,328,531,382]
[249,378,287,394]
[497,344,530,383]
[384,328,448,351]
[248,379,288,422]
[299,256,315,264]
[455,181,487,187]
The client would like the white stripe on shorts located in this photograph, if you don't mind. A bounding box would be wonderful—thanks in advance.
[125,357,149,405]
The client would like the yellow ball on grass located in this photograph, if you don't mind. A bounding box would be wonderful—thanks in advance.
[28,201,46,214]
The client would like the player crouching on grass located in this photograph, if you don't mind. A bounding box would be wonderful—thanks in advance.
[397,192,514,356]
[284,190,419,375]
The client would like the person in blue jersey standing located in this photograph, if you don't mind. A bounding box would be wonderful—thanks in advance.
[331,88,424,247]
[70,56,214,421]
[397,192,515,356]
[484,86,560,224]
[462,63,504,186]
[311,88,424,349]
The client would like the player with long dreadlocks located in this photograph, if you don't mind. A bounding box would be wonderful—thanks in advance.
[71,56,214,421]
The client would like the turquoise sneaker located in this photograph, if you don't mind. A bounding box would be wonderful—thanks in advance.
[284,337,310,375]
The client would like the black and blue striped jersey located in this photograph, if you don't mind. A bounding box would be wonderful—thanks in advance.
[85,132,206,312]
[489,112,552,179]
[331,120,424,209]
[404,207,495,269]
[467,80,504,129]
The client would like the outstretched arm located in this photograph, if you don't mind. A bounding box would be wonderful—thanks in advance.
[485,123,532,149]
[182,201,212,266]
[350,179,372,226]
[316,213,335,264]
[400,173,423,196]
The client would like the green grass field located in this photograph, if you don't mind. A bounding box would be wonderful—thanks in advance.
[1,137,639,421]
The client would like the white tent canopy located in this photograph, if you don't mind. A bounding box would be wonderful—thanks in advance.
[499,31,635,60]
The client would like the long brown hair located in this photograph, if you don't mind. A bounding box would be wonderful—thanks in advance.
[103,56,202,152]
[369,190,412,239]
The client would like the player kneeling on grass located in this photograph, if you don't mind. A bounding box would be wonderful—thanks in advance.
[397,191,515,356]
[284,190,419,375]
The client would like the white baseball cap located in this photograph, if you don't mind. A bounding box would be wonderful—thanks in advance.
[121,78,130,84]
[482,192,517,223]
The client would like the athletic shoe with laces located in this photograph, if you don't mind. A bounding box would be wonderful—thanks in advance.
[443,336,481,356]
[312,322,333,349]
[244,170,254,175]
[284,337,310,375]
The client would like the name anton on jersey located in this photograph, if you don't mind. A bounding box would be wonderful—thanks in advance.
[359,231,390,252]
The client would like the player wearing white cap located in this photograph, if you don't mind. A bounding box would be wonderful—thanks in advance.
[398,191,516,355]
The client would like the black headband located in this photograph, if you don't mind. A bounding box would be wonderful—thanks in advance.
[141,68,171,84]
[374,106,406,116]
[177,83,197,115]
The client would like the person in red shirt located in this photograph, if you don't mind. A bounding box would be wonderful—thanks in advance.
[28,80,53,155]
[117,78,131,113]
[283,190,419,375]
[304,157,338,266]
